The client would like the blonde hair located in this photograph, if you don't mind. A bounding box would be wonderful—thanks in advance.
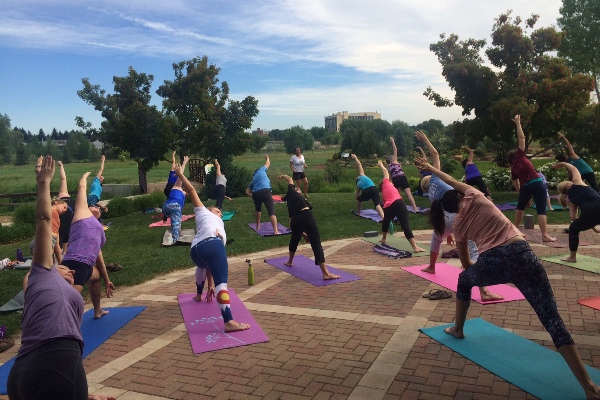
[51,197,67,206]
[556,181,570,194]
[558,194,569,208]
[420,175,432,193]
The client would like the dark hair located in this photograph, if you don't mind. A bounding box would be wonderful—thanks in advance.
[506,149,517,165]
[385,156,391,165]
[556,154,567,162]
[428,190,461,237]
[461,159,468,169]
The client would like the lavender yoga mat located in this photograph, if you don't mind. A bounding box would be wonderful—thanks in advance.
[406,205,430,213]
[177,291,269,354]
[352,209,383,222]
[247,222,291,236]
[495,203,517,211]
[402,263,525,304]
[265,255,361,286]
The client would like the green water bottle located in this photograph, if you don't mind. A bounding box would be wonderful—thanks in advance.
[389,221,395,235]
[246,259,255,286]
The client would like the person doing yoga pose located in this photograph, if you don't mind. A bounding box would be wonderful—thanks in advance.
[386,136,420,211]
[162,155,190,244]
[557,133,599,192]
[246,155,280,234]
[213,158,232,210]
[351,154,384,219]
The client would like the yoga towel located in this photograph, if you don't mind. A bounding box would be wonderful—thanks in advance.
[177,291,269,354]
[420,318,600,400]
[352,209,382,222]
[406,205,430,214]
[578,296,600,311]
[401,263,525,304]
[149,214,194,227]
[0,291,24,313]
[372,243,412,259]
[0,306,146,395]
[247,222,291,236]
[264,255,361,286]
[221,211,235,221]
[541,254,600,274]
[495,203,517,211]
[362,235,431,256]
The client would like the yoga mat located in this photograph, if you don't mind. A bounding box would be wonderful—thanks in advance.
[221,211,235,221]
[401,263,525,304]
[420,318,600,400]
[162,228,195,246]
[0,306,146,395]
[149,214,194,227]
[247,222,291,236]
[541,254,600,274]
[352,209,383,222]
[506,201,566,211]
[264,255,361,286]
[522,229,589,248]
[578,296,600,311]
[362,235,431,256]
[0,290,24,312]
[272,195,284,203]
[495,203,517,211]
[406,205,430,214]
[177,291,269,354]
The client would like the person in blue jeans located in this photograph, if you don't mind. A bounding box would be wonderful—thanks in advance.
[163,156,189,244]
[245,154,281,234]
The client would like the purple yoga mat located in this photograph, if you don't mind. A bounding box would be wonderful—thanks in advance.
[352,209,383,222]
[402,263,525,304]
[177,291,269,354]
[406,205,430,213]
[247,222,291,236]
[265,255,361,286]
[495,203,517,211]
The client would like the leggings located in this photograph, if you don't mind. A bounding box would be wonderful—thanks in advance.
[466,176,491,197]
[569,202,600,251]
[163,202,182,241]
[457,240,574,349]
[289,210,325,264]
[7,338,87,400]
[190,237,232,322]
[517,180,547,215]
[382,199,413,240]
[582,172,600,193]
[213,185,226,210]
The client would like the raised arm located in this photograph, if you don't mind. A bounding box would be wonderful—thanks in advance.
[264,154,270,169]
[414,156,472,194]
[170,151,177,171]
[389,137,398,163]
[180,155,189,173]
[553,162,585,186]
[214,158,222,176]
[57,160,70,198]
[462,146,474,164]
[512,115,526,151]
[414,130,440,170]
[175,164,202,208]
[416,146,426,159]
[73,173,93,223]
[277,175,294,185]
[351,154,365,176]
[34,155,56,269]
[558,133,578,159]
[377,160,389,180]
[96,155,105,179]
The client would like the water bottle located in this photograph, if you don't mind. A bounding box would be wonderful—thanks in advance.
[246,259,255,286]
[389,221,395,235]
[16,248,23,262]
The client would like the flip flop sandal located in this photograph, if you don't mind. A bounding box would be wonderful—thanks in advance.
[429,290,452,300]
[422,289,443,299]
[0,338,15,353]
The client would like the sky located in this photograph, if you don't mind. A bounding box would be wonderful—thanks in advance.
[0,0,564,135]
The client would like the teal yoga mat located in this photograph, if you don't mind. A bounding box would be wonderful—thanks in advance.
[0,306,146,394]
[221,211,236,221]
[420,318,600,400]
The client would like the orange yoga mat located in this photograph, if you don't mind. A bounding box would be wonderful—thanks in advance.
[578,296,600,311]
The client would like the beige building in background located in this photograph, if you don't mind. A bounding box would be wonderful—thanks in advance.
[324,111,381,131]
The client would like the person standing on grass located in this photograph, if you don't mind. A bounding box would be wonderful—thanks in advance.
[554,162,600,263]
[162,155,190,244]
[414,155,600,400]
[415,130,502,301]
[8,155,116,400]
[351,154,384,219]
[290,146,309,198]
[557,133,599,192]
[461,146,492,201]
[175,163,250,332]
[507,115,556,242]
[277,174,341,280]
[246,154,281,234]
[376,160,426,253]
[213,158,232,210]
[387,136,420,211]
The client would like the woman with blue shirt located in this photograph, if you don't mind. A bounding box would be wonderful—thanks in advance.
[557,133,599,192]
[245,155,281,234]
[351,154,384,219]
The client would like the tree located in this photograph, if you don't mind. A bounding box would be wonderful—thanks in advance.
[390,120,414,158]
[425,11,594,160]
[269,129,284,141]
[339,119,383,158]
[14,143,28,166]
[249,134,269,153]
[558,0,600,101]
[77,67,172,193]
[310,126,327,141]
[37,128,45,142]
[156,56,259,165]
[282,126,314,154]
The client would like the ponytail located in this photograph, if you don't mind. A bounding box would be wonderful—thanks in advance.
[428,200,446,237]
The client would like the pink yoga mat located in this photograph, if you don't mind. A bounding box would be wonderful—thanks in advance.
[578,296,600,312]
[149,214,194,227]
[177,290,269,354]
[247,222,291,236]
[265,255,361,286]
[401,263,525,304]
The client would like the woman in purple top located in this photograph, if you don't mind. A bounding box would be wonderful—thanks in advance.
[461,146,492,201]
[8,156,115,400]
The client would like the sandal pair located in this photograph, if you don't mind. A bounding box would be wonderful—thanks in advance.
[422,289,452,300]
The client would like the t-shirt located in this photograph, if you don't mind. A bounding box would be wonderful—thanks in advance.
[510,148,539,184]
[248,166,271,192]
[283,184,312,218]
[191,206,227,247]
[569,157,594,175]
[428,174,453,202]
[164,188,186,209]
[216,175,227,186]
[51,209,60,235]
[567,185,600,208]
[167,171,178,184]
[356,175,375,190]
[464,164,481,180]
[381,178,401,208]
[88,177,103,200]
[62,215,106,267]
[389,163,405,178]
[454,188,523,254]
[18,262,84,358]
[290,155,305,173]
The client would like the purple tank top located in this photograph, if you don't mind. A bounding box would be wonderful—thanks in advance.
[18,262,84,358]
[465,164,481,180]
[389,163,405,178]
[62,215,106,266]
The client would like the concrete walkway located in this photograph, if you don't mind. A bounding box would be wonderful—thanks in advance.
[1,226,600,399]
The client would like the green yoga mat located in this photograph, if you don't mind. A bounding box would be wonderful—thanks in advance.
[420,318,600,400]
[362,235,431,256]
[541,254,600,274]
[221,211,236,221]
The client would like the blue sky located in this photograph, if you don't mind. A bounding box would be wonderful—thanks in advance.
[0,0,563,135]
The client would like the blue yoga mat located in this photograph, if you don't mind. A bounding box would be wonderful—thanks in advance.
[0,306,146,394]
[420,318,600,400]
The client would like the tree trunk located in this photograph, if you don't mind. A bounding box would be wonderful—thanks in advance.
[138,163,148,194]
[594,74,600,103]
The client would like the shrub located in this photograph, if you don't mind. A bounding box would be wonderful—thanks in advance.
[484,167,513,191]
[537,162,568,189]
[13,204,36,225]
[132,191,165,212]
[103,197,134,219]
[324,160,344,184]
[0,223,35,245]
[202,162,253,199]
[407,176,421,191]
[440,154,460,174]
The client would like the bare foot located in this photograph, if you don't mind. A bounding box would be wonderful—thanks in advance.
[323,272,341,280]
[413,246,426,253]
[380,240,386,244]
[256,225,260,231]
[548,208,555,211]
[274,231,281,235]
[421,266,436,274]
[224,320,251,332]
[480,291,504,302]
[584,384,600,400]
[304,194,310,198]
[193,294,203,302]
[284,261,293,267]
[561,257,577,263]
[444,326,464,339]
[94,309,110,319]
[542,235,557,242]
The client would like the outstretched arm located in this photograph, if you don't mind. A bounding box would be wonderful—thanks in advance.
[264,154,270,169]
[416,146,426,159]
[170,151,177,171]
[377,160,389,180]
[214,159,222,176]
[277,175,294,185]
[57,160,69,198]
[73,173,93,222]
[558,133,578,159]
[414,156,472,194]
[351,154,365,176]
[175,164,202,208]
[96,250,114,298]
[462,146,474,164]
[389,137,398,163]
[34,155,56,269]
[414,130,440,170]
[512,115,526,151]
[180,155,189,172]
[96,155,105,179]
[553,162,585,186]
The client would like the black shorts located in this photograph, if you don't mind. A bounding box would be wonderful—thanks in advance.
[61,259,93,286]
[357,186,382,206]
[293,171,306,180]
[252,188,276,216]
[391,175,410,190]
[58,196,76,245]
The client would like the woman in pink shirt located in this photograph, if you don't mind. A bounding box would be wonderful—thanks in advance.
[415,155,600,400]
